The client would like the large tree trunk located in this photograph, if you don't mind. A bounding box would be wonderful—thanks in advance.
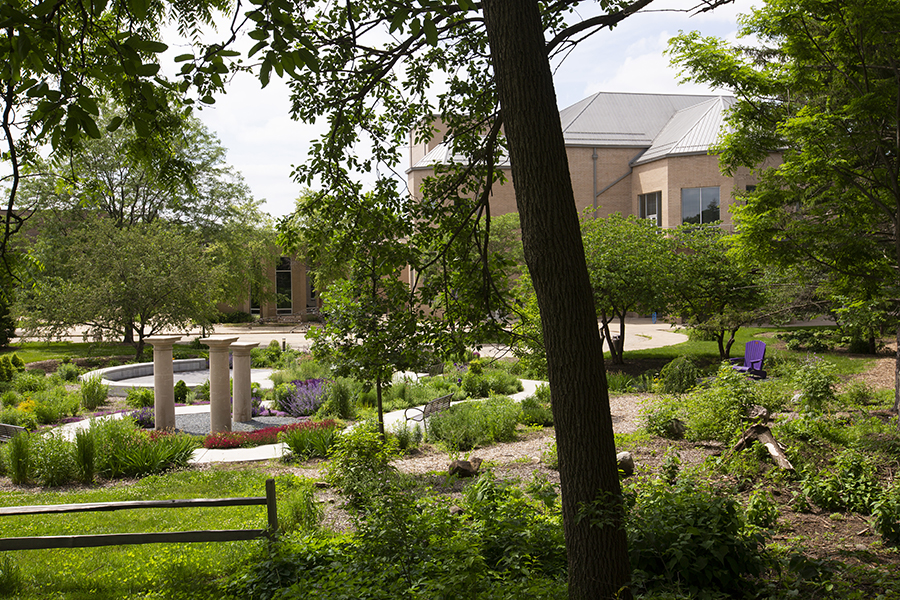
[482,2,632,598]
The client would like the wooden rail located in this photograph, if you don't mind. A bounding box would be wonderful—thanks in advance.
[0,479,277,551]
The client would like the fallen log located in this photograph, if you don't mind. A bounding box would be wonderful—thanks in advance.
[732,424,795,472]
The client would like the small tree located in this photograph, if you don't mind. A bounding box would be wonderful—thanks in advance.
[19,220,221,358]
[668,225,766,359]
[582,213,672,364]
[303,193,424,437]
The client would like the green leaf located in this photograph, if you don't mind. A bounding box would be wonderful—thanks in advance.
[106,116,124,132]
[249,28,270,41]
[248,41,268,58]
[128,0,150,21]
[200,95,215,105]
[136,63,161,77]
[130,39,169,54]
[295,47,319,72]
[423,17,438,46]
[174,53,194,63]
[81,116,102,139]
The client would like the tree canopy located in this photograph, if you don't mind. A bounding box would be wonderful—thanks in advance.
[669,0,900,407]
[14,105,278,351]
[582,213,670,364]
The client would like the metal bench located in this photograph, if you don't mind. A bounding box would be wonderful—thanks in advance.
[404,394,452,431]
[0,423,27,443]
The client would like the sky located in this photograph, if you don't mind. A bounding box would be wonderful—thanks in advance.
[172,0,755,218]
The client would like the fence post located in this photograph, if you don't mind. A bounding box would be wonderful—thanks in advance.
[265,478,278,539]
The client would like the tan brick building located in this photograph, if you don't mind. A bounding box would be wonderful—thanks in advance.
[408,92,779,229]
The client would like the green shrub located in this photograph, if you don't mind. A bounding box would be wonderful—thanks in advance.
[520,391,554,427]
[683,364,754,443]
[80,375,109,411]
[542,438,558,469]
[0,390,19,409]
[627,478,767,596]
[279,420,341,460]
[316,377,357,419]
[0,356,13,383]
[391,420,423,451]
[92,417,197,479]
[174,380,189,404]
[0,406,37,430]
[608,371,654,393]
[745,489,779,529]
[428,395,520,451]
[12,370,46,394]
[793,355,837,412]
[74,428,96,484]
[873,480,900,546]
[657,355,701,395]
[6,431,33,485]
[34,431,76,487]
[55,362,80,382]
[31,387,80,424]
[193,380,210,402]
[802,449,881,514]
[325,420,402,509]
[126,387,155,408]
[839,379,877,407]
[643,396,685,439]
[9,354,24,372]
[217,310,257,324]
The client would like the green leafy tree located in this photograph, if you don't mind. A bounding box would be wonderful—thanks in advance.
[669,0,900,408]
[18,220,221,358]
[16,105,279,343]
[668,225,766,359]
[304,193,423,437]
[582,213,671,364]
[1,0,233,292]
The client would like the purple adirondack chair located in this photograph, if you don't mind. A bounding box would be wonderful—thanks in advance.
[729,340,767,379]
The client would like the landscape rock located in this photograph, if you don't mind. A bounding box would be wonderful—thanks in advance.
[616,451,634,477]
[448,457,483,478]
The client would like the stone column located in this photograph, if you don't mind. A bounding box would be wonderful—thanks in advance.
[200,336,238,433]
[231,342,259,423]
[146,336,182,431]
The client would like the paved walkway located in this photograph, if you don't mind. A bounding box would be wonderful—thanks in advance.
[14,318,687,356]
[48,319,688,464]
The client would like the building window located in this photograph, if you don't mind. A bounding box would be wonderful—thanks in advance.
[639,191,662,226]
[276,257,292,315]
[681,187,720,224]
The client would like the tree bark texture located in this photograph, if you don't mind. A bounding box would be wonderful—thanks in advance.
[481,2,632,598]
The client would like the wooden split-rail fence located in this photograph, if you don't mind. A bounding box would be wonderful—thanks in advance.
[0,479,277,551]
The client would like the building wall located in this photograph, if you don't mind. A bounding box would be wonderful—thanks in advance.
[567,146,643,217]
[408,120,779,230]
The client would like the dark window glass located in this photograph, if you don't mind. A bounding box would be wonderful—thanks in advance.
[682,187,720,224]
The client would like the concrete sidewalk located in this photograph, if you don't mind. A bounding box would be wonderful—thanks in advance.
[14,318,688,356]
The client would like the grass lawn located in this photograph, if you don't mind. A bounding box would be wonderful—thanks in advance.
[0,470,274,599]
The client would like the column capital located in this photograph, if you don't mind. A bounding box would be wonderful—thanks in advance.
[230,341,259,356]
[199,336,239,350]
[146,335,183,350]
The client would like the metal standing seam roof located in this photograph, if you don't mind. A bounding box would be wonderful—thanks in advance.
[631,96,735,166]
[409,92,734,170]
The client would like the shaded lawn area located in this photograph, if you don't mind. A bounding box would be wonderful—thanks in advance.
[0,470,272,599]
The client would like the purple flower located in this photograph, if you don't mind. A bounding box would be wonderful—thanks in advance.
[278,378,327,417]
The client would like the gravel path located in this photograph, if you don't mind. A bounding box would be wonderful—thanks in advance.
[175,413,303,436]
